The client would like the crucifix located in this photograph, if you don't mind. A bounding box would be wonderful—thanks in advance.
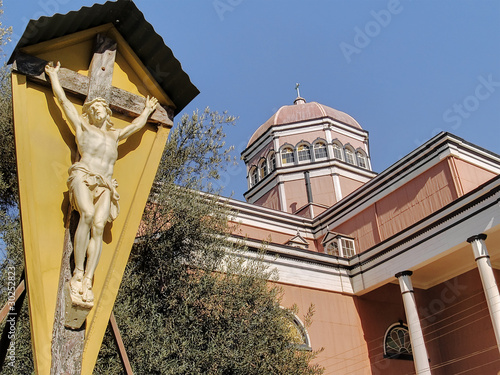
[295,82,301,98]
[13,33,173,374]
[44,62,157,307]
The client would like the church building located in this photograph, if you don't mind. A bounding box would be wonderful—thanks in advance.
[228,94,500,374]
[6,1,499,373]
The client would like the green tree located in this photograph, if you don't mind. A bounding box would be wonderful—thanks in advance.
[0,3,35,374]
[94,110,324,374]
[0,1,15,211]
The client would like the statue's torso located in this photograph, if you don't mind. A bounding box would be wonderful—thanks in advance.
[76,122,119,179]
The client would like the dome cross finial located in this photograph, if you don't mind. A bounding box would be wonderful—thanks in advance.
[295,83,301,98]
[294,83,306,105]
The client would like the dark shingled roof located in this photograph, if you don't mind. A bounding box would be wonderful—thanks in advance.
[8,0,199,115]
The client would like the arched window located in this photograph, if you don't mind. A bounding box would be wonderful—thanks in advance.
[384,323,413,360]
[314,141,327,160]
[250,167,258,187]
[259,159,268,179]
[281,147,295,165]
[324,236,355,257]
[345,147,355,165]
[326,241,340,256]
[297,144,311,162]
[332,142,343,160]
[357,151,368,169]
[269,152,276,172]
[283,312,312,351]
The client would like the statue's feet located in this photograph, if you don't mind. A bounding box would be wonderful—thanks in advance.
[69,269,84,296]
[81,276,94,303]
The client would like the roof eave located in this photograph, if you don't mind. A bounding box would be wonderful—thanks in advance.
[8,0,198,116]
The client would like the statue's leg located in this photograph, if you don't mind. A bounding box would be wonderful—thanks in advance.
[70,177,95,296]
[82,190,111,302]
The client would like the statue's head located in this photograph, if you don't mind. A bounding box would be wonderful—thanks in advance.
[83,98,113,129]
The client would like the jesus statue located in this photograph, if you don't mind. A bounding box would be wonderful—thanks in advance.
[45,62,158,304]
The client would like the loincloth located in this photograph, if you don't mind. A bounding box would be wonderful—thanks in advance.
[67,162,120,223]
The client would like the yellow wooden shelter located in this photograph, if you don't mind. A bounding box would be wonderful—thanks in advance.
[8,1,198,373]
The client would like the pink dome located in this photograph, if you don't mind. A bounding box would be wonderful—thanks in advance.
[247,99,362,147]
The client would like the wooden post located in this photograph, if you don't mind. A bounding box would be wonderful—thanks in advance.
[50,211,85,375]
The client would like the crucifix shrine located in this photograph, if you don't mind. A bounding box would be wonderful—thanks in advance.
[44,35,160,322]
[8,1,199,374]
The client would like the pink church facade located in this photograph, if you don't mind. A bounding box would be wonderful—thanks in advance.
[229,96,500,374]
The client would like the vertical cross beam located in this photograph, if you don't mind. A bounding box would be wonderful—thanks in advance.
[50,34,120,375]
[86,35,117,104]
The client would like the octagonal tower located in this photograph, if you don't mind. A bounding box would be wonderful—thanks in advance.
[242,96,377,218]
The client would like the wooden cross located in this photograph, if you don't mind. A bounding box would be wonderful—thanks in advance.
[12,34,167,374]
[12,35,174,126]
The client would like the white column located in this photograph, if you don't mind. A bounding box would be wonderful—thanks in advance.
[467,234,500,353]
[395,271,431,375]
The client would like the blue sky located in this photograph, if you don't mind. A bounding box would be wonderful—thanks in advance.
[3,0,500,201]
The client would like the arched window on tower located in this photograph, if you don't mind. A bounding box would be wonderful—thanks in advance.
[356,150,368,169]
[269,152,276,172]
[345,147,355,165]
[313,141,327,160]
[297,144,311,162]
[332,142,343,160]
[384,323,413,360]
[259,159,268,179]
[281,147,295,165]
[250,167,258,187]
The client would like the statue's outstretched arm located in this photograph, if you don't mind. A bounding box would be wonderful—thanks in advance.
[45,62,81,132]
[118,96,158,141]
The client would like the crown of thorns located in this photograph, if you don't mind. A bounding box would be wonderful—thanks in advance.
[82,98,113,117]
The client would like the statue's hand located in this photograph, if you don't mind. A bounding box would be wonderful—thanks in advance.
[45,61,61,77]
[145,96,158,113]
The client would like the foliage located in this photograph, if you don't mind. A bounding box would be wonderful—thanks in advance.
[0,65,16,211]
[159,108,236,192]
[94,110,324,374]
[0,0,15,210]
[0,5,34,374]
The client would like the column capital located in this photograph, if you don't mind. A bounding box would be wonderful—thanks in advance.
[395,270,413,278]
[467,233,487,243]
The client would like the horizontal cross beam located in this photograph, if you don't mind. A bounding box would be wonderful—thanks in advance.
[11,52,174,126]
